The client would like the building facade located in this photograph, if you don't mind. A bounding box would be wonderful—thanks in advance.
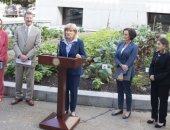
[35,0,170,31]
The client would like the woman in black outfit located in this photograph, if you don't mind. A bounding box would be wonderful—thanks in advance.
[147,37,170,128]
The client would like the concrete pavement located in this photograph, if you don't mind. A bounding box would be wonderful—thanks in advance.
[0,98,170,130]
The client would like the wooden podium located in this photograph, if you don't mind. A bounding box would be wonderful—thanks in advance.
[38,55,83,130]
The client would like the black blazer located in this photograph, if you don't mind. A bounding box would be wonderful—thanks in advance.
[149,51,170,86]
[58,38,86,75]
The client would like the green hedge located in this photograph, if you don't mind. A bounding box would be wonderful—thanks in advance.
[6,25,170,92]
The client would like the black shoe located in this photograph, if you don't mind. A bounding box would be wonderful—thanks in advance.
[155,122,166,128]
[112,110,123,116]
[122,111,131,119]
[147,119,155,124]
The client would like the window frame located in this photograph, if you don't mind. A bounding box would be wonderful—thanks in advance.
[147,12,170,32]
[62,7,83,27]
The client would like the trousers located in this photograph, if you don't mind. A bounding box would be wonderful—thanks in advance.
[65,74,80,112]
[151,84,169,123]
[116,80,132,111]
[15,64,35,99]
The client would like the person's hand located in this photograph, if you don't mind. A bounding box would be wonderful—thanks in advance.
[150,75,155,81]
[76,54,81,58]
[19,54,28,62]
[117,73,123,81]
[121,64,128,71]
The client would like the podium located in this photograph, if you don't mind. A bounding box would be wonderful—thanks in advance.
[38,55,83,130]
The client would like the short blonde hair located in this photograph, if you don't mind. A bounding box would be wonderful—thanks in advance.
[64,23,78,33]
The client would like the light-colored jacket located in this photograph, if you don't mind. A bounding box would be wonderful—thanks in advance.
[13,25,41,66]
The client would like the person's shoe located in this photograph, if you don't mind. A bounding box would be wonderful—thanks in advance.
[112,109,123,116]
[122,111,131,119]
[70,112,76,117]
[65,111,69,114]
[11,98,23,105]
[155,122,166,128]
[25,99,34,106]
[147,118,156,124]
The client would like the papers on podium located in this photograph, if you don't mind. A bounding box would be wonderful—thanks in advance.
[16,58,32,66]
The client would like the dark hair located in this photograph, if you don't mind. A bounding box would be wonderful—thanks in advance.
[24,11,33,17]
[123,28,137,40]
[158,37,169,52]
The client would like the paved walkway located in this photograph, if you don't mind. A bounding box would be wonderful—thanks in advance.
[0,98,170,130]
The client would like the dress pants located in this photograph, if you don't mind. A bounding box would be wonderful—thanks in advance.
[151,84,169,123]
[15,64,35,99]
[0,61,7,98]
[116,80,132,111]
[65,73,80,112]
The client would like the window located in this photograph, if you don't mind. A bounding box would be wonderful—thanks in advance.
[148,12,170,32]
[62,7,83,26]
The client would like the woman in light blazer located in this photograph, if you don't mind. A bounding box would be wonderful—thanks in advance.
[112,28,138,119]
[58,23,86,116]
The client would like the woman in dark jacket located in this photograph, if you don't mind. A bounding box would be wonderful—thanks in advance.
[58,23,86,116]
[147,37,170,128]
[112,28,138,119]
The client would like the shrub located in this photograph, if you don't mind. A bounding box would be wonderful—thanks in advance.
[80,29,121,90]
[41,26,63,41]
[166,32,170,43]
[5,60,15,77]
[38,41,58,55]
[8,38,13,50]
[80,29,121,57]
[35,41,58,82]
[92,78,104,90]
[34,71,43,83]
[132,72,150,91]
[133,25,156,71]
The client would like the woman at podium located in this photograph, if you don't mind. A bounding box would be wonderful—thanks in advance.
[58,23,86,116]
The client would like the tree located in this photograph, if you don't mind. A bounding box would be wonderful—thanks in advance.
[0,0,36,7]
